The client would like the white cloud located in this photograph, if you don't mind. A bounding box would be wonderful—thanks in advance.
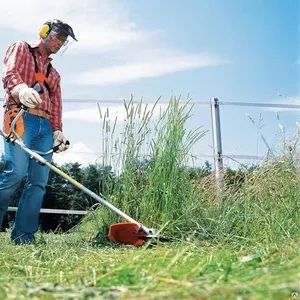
[63,103,169,123]
[67,53,228,86]
[63,107,102,123]
[0,0,160,54]
[52,142,98,166]
[0,0,229,86]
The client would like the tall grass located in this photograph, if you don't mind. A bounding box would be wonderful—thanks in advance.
[77,96,299,246]
[218,160,300,243]
[112,96,206,227]
[189,155,300,246]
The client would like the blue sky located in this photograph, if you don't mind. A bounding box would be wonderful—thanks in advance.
[0,0,299,169]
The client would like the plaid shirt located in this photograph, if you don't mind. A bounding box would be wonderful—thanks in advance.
[2,41,62,131]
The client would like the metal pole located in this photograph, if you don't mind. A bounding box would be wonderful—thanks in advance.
[210,98,223,197]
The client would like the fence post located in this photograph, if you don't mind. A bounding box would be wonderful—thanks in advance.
[210,97,223,198]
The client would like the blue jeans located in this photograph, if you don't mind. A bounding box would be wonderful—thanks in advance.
[0,113,53,244]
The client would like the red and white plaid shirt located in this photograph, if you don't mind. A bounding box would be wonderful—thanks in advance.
[2,41,62,131]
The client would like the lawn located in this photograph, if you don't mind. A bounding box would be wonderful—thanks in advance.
[0,232,299,299]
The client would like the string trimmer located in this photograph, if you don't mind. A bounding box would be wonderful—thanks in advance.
[0,106,157,246]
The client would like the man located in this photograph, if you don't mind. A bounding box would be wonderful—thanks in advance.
[0,19,77,244]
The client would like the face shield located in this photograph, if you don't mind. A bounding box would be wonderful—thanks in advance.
[45,22,77,55]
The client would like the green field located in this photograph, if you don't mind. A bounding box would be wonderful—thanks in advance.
[0,233,299,299]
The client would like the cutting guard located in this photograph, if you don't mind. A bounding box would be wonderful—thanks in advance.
[107,222,148,246]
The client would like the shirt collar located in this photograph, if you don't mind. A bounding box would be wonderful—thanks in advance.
[29,43,53,63]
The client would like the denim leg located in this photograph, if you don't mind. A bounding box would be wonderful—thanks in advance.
[0,141,29,227]
[9,114,53,244]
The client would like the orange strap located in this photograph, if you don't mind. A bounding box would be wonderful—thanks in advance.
[35,72,48,85]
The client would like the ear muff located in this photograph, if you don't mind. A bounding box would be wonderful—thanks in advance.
[39,22,52,39]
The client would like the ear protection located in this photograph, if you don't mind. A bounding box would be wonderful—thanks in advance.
[39,21,53,39]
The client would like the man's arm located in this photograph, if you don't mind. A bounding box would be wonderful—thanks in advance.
[2,41,42,108]
[49,74,63,131]
[2,41,28,92]
[50,74,69,153]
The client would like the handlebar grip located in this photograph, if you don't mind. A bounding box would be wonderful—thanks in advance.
[32,83,44,94]
[53,140,70,153]
[20,105,29,111]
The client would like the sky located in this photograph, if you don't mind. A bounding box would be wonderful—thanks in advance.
[0,0,299,171]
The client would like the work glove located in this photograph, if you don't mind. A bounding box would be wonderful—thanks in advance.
[53,130,69,153]
[11,83,42,108]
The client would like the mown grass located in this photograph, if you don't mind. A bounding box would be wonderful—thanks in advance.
[1,96,299,299]
[0,232,299,299]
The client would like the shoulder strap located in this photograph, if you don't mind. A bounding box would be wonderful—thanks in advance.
[46,63,52,78]
[24,42,52,95]
[24,42,39,73]
[44,64,52,95]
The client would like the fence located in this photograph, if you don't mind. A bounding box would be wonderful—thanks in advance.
[2,96,300,215]
[210,98,300,194]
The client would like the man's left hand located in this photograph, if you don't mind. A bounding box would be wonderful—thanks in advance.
[53,130,69,153]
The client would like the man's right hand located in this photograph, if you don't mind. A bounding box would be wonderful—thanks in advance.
[11,83,42,108]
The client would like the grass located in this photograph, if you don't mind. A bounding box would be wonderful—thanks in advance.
[0,232,299,299]
[1,96,300,299]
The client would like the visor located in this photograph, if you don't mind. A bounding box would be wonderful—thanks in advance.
[52,23,78,42]
[50,30,69,43]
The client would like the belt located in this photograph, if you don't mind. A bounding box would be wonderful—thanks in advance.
[5,104,50,120]
[27,108,50,120]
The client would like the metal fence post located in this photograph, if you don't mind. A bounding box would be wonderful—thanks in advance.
[210,98,223,197]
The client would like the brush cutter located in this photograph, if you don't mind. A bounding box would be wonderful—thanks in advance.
[0,106,157,246]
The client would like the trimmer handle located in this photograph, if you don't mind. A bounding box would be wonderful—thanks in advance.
[52,140,70,153]
[32,83,44,94]
[9,107,70,155]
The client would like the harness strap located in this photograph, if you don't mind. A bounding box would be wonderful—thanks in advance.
[25,42,52,95]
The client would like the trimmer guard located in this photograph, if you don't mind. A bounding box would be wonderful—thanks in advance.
[107,223,149,246]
